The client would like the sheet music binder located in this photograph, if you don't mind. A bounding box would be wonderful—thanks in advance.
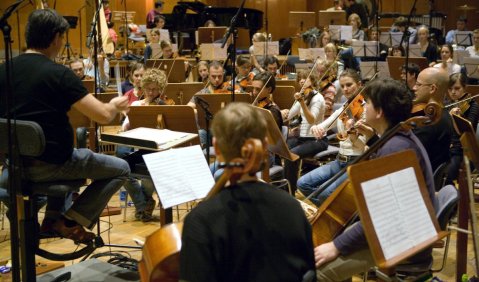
[101,127,196,150]
[348,150,448,269]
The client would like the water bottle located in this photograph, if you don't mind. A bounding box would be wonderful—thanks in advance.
[119,187,127,207]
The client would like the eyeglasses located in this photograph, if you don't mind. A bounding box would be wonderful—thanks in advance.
[415,82,433,88]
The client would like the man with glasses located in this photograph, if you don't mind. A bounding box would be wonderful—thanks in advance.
[411,67,453,173]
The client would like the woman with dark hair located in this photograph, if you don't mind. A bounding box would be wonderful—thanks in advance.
[433,44,461,75]
[445,73,479,184]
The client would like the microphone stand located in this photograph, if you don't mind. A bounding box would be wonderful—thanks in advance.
[195,96,214,161]
[221,0,246,102]
[14,1,31,55]
[400,0,418,87]
[78,4,88,58]
[1,1,31,280]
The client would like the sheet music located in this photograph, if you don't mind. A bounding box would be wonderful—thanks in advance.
[298,48,325,61]
[118,127,191,148]
[361,167,437,260]
[143,145,215,208]
[456,31,473,46]
[159,29,170,42]
[253,41,280,56]
[329,25,352,41]
[454,49,470,65]
[200,43,228,61]
[463,57,479,79]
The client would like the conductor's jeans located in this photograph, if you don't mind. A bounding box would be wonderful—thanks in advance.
[23,148,130,229]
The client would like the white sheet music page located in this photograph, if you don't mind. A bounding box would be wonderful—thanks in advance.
[142,145,215,208]
[361,167,437,260]
[118,127,191,148]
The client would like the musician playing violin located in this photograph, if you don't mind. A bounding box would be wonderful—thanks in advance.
[231,55,254,93]
[445,73,479,185]
[187,61,229,109]
[180,102,315,281]
[263,55,286,79]
[298,69,365,205]
[283,72,327,195]
[315,78,437,282]
[314,59,337,118]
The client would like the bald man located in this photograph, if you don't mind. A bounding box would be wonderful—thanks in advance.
[412,67,453,174]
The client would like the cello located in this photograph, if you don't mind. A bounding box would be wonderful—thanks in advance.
[307,101,443,246]
[138,139,266,281]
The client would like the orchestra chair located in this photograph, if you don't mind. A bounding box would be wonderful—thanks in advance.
[0,118,99,267]
[433,162,449,192]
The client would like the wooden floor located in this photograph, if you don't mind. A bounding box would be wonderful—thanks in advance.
[0,189,476,281]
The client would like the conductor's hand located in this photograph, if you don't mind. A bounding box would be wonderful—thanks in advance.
[311,125,326,139]
[314,242,340,268]
[110,96,129,113]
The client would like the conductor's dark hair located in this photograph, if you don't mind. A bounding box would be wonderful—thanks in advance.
[253,71,276,93]
[25,9,69,50]
[363,78,412,129]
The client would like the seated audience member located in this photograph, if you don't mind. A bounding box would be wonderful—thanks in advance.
[146,1,163,29]
[119,68,168,222]
[433,44,461,75]
[0,9,130,243]
[284,72,327,195]
[417,25,439,64]
[400,63,420,93]
[445,73,479,185]
[315,78,437,282]
[391,16,417,44]
[123,62,145,105]
[298,69,365,205]
[196,60,209,83]
[445,16,468,45]
[412,67,453,172]
[465,29,479,57]
[180,102,315,281]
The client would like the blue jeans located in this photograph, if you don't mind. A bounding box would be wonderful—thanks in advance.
[116,146,155,211]
[297,159,348,205]
[23,149,130,229]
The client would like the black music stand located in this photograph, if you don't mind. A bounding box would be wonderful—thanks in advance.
[456,31,473,47]
[60,16,78,60]
[288,11,315,32]
[379,32,403,47]
[317,10,346,29]
[145,59,187,83]
[463,57,479,79]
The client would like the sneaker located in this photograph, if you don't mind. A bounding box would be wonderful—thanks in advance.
[144,199,156,216]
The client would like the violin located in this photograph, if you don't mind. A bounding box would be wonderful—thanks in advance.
[445,93,478,115]
[257,97,273,108]
[337,94,365,140]
[160,94,176,105]
[318,73,336,92]
[239,72,255,89]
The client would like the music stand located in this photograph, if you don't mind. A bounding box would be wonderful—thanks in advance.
[348,150,448,272]
[163,82,205,105]
[387,56,428,80]
[253,41,280,56]
[298,48,325,61]
[194,93,252,129]
[352,41,380,57]
[288,11,316,32]
[453,49,470,65]
[379,32,403,47]
[199,43,228,61]
[112,11,135,54]
[145,59,186,83]
[359,61,390,81]
[455,31,473,47]
[463,57,479,79]
[407,44,422,57]
[272,85,295,110]
[329,25,352,42]
[196,26,227,44]
[318,10,346,28]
